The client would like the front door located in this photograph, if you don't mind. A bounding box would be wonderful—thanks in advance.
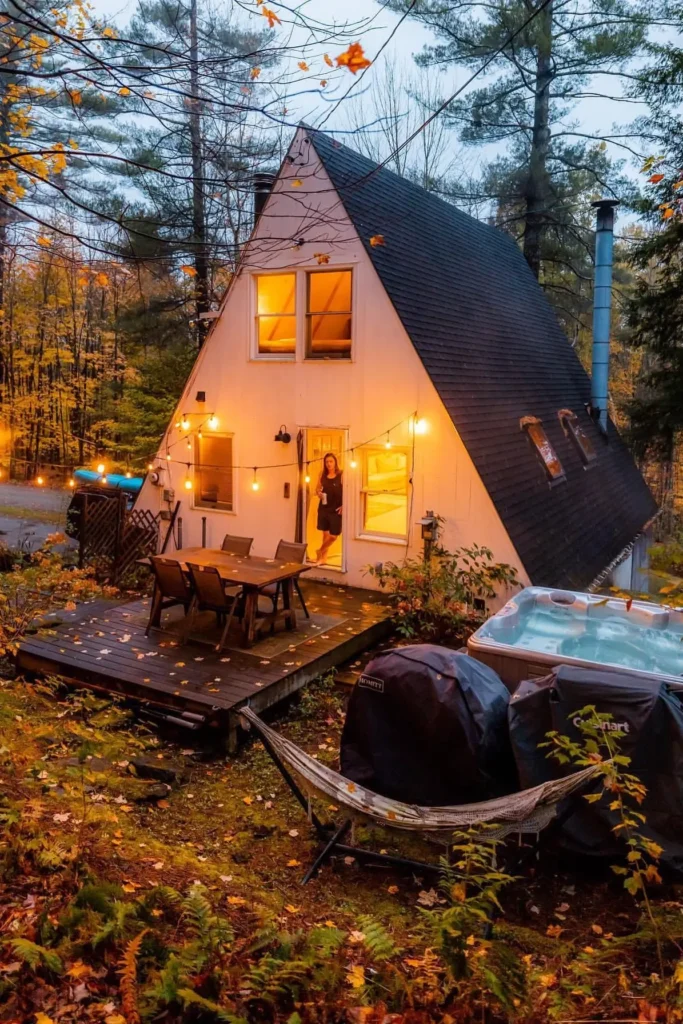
[305,427,346,570]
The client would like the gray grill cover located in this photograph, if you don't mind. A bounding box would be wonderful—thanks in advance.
[509,664,683,869]
[340,646,516,806]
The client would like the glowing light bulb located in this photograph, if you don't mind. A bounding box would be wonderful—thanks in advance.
[96,462,105,474]
[385,436,392,450]
[350,457,357,469]
[184,477,193,490]
[174,421,181,429]
[147,463,153,471]
[208,414,218,429]
[197,429,203,440]
[125,471,132,479]
[68,478,75,488]
[186,439,192,450]
[304,464,311,483]
[252,469,260,492]
[166,453,172,461]
[181,416,190,431]
[100,475,107,484]
[36,475,44,486]
[413,417,428,435]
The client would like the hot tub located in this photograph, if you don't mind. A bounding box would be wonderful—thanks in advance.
[468,587,683,691]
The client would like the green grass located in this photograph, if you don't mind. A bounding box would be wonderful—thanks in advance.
[0,504,65,526]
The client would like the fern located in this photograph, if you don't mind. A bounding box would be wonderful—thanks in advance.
[177,988,247,1022]
[141,885,182,915]
[181,888,233,954]
[304,925,347,959]
[7,938,62,974]
[144,954,186,1007]
[243,955,310,1004]
[91,900,139,947]
[357,915,398,961]
[118,929,147,1024]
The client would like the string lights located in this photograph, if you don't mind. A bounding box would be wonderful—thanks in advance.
[0,413,428,493]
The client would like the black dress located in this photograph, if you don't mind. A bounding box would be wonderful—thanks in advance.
[317,472,343,536]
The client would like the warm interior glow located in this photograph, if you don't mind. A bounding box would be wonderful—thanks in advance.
[195,435,234,511]
[307,270,352,358]
[362,449,409,537]
[256,273,296,354]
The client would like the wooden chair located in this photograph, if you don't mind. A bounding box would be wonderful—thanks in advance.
[261,539,310,621]
[146,557,194,635]
[221,534,254,556]
[185,562,242,653]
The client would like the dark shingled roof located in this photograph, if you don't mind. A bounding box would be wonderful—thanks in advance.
[307,128,657,589]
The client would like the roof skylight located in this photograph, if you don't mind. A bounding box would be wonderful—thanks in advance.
[520,416,565,483]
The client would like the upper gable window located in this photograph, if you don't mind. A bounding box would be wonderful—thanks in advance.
[306,269,352,359]
[255,273,296,356]
[521,416,565,483]
[559,408,597,465]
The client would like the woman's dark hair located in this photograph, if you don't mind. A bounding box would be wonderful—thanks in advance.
[322,452,341,478]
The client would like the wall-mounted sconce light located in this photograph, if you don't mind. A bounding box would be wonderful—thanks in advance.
[274,424,292,444]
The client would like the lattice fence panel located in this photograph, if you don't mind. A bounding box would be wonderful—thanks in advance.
[117,508,160,579]
[79,491,160,582]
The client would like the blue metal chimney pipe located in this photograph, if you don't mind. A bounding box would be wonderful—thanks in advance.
[591,198,619,436]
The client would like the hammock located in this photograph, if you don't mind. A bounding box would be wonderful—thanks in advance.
[240,706,606,844]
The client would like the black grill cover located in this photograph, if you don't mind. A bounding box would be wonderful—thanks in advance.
[340,646,516,806]
[509,665,683,869]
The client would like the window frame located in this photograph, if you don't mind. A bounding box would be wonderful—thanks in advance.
[558,408,598,467]
[520,416,566,485]
[253,271,298,361]
[305,267,353,361]
[358,444,411,541]
[192,431,236,514]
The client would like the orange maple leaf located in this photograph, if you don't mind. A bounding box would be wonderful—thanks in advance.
[335,42,371,74]
[250,67,261,79]
[261,6,281,26]
[298,60,309,71]
[323,53,334,67]
[663,208,675,219]
[648,173,664,183]
[369,234,385,247]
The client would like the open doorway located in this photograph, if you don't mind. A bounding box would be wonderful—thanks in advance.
[305,427,346,570]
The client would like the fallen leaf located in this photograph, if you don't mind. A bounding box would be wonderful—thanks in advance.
[284,904,300,913]
[369,234,385,247]
[335,41,371,74]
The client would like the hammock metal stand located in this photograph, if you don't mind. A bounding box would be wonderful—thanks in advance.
[240,706,605,885]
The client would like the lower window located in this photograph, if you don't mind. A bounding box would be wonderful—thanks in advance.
[194,434,234,511]
[360,447,410,538]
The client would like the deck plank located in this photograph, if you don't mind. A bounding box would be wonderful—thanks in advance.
[16,581,392,729]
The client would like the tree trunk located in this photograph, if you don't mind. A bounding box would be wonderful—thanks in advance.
[522,0,553,279]
[189,0,209,347]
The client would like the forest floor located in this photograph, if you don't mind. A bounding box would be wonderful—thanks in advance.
[0,664,681,1023]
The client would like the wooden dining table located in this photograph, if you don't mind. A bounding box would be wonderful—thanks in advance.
[143,547,311,647]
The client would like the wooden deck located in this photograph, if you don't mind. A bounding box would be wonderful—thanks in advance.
[16,580,392,748]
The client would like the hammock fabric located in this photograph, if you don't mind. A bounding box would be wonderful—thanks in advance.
[240,707,606,843]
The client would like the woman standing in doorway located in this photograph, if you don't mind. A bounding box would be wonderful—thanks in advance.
[315,453,343,565]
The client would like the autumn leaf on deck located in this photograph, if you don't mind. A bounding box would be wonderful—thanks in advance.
[369,234,385,247]
[335,42,371,74]
[261,6,281,26]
